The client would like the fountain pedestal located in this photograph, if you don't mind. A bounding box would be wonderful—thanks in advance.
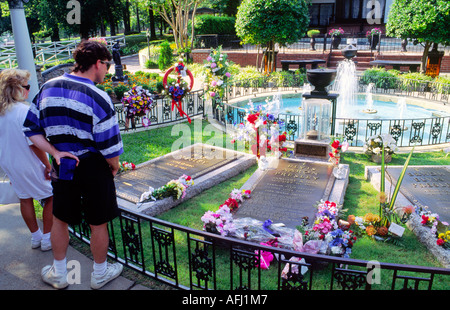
[294,69,339,160]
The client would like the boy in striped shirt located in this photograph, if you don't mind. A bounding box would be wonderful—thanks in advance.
[23,40,124,289]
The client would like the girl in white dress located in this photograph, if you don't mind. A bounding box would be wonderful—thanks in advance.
[0,69,53,250]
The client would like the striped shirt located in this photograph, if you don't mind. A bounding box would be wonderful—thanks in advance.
[23,73,123,159]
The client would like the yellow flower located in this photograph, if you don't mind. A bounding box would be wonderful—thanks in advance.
[378,192,387,203]
[366,225,377,236]
[364,213,375,223]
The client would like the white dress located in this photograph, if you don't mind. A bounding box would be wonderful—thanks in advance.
[0,102,52,200]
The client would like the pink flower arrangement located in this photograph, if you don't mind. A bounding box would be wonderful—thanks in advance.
[366,28,382,37]
[201,188,251,235]
[328,28,344,36]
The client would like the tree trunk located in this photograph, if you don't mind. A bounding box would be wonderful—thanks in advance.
[420,41,432,73]
[264,41,276,75]
[123,0,131,34]
[135,4,141,33]
[148,8,157,40]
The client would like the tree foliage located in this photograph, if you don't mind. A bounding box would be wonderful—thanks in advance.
[235,0,309,73]
[235,0,309,48]
[386,0,450,72]
[155,0,205,53]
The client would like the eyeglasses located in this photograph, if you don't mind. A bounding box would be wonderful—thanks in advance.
[22,84,31,91]
[100,60,112,70]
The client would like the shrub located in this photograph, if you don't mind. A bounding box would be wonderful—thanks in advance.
[191,15,236,35]
[360,67,399,89]
[158,41,174,71]
[145,59,158,69]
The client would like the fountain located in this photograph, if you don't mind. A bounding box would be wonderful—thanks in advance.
[397,97,407,118]
[362,83,377,114]
[397,97,408,130]
[332,45,358,117]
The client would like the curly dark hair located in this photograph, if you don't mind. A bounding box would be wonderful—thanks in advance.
[72,40,112,73]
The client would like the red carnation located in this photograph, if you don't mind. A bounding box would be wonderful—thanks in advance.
[247,114,258,124]
[331,140,341,149]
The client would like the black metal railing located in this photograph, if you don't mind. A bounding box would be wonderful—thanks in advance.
[114,90,205,131]
[69,208,450,290]
[197,33,450,55]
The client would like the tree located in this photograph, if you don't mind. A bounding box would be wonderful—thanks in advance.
[235,0,310,74]
[155,0,205,53]
[386,0,450,73]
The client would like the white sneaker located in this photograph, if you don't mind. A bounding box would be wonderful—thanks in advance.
[40,239,52,251]
[31,238,41,249]
[41,265,69,289]
[90,263,123,289]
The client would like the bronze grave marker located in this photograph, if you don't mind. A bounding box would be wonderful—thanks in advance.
[115,144,245,203]
[234,159,335,228]
[386,166,450,224]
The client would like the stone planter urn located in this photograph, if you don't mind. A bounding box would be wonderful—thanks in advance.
[368,35,379,50]
[331,36,341,49]
[306,69,337,95]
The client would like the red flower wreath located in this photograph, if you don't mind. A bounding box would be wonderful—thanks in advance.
[163,61,195,124]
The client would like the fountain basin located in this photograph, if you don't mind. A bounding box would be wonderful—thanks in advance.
[306,69,337,95]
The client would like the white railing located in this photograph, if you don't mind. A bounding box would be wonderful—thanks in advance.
[0,35,126,69]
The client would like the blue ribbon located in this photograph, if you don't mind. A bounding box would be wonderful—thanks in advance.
[263,219,275,235]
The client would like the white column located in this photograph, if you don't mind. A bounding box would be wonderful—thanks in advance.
[9,1,39,101]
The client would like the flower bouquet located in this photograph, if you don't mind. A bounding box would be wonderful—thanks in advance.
[122,85,154,117]
[325,228,357,258]
[416,205,450,249]
[118,161,136,174]
[363,134,398,163]
[329,136,348,179]
[231,98,286,161]
[139,175,194,203]
[202,46,232,100]
[201,205,234,236]
[200,188,251,236]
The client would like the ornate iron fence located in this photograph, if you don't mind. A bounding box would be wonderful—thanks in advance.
[114,90,205,131]
[69,208,450,290]
[216,76,450,146]
[0,35,126,69]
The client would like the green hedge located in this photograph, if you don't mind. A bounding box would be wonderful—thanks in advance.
[191,15,236,35]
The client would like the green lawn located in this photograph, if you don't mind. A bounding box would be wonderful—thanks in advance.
[51,120,449,289]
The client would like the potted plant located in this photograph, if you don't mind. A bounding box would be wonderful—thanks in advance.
[366,28,382,50]
[363,134,398,163]
[328,28,344,49]
[307,29,320,51]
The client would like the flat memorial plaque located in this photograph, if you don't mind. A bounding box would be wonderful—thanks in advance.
[115,145,245,203]
[234,159,335,228]
[386,166,450,224]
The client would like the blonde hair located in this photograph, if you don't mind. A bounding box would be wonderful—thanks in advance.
[0,69,31,115]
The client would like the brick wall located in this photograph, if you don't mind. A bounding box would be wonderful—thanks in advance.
[192,50,450,73]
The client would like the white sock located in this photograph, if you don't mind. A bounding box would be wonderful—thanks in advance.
[31,228,42,241]
[53,258,67,275]
[93,260,107,276]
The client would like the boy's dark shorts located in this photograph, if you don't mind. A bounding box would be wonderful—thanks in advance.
[51,152,120,225]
